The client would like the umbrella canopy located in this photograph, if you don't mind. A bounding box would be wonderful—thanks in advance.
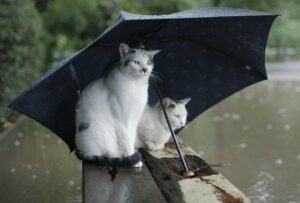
[9,7,277,151]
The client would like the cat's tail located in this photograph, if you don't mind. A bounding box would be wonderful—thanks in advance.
[75,150,142,167]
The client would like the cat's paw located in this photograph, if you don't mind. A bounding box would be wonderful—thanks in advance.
[148,145,164,151]
[133,161,143,168]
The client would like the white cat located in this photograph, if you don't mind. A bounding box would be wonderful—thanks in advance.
[75,43,160,167]
[136,97,191,151]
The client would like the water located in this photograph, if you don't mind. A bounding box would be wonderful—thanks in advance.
[0,119,82,203]
[1,64,300,202]
[181,80,300,203]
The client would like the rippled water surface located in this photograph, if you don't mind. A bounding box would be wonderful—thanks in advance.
[0,119,82,203]
[181,80,300,203]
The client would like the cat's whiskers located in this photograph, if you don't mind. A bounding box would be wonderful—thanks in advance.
[150,72,161,82]
[151,70,162,78]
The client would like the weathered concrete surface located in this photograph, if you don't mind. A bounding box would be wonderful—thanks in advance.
[141,144,251,203]
[83,162,166,203]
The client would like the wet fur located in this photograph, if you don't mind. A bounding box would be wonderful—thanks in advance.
[136,97,191,151]
[75,43,160,167]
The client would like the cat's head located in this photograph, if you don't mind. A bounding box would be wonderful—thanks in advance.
[161,97,191,130]
[119,43,160,78]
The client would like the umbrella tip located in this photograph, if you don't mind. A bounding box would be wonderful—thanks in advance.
[183,170,195,178]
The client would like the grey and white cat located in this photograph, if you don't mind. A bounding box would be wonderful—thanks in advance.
[75,43,160,167]
[136,97,191,151]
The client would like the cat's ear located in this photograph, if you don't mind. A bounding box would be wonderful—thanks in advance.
[148,50,161,57]
[179,98,191,105]
[119,43,131,59]
[163,97,176,109]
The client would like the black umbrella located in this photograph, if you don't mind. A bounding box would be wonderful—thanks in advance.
[9,7,277,168]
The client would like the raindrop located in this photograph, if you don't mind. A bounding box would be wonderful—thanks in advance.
[68,180,75,187]
[277,108,286,115]
[223,113,230,118]
[267,124,273,130]
[239,143,247,148]
[77,186,81,190]
[45,134,51,139]
[213,116,222,122]
[41,145,47,150]
[11,168,16,173]
[245,65,252,70]
[274,159,283,166]
[296,154,300,161]
[17,132,23,138]
[284,124,291,131]
[22,189,26,195]
[46,170,50,175]
[243,125,249,131]
[57,139,63,145]
[32,174,37,179]
[14,140,20,147]
[231,114,241,120]
[27,165,32,170]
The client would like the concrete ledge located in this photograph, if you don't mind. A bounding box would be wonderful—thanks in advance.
[83,142,251,203]
[141,144,251,203]
[83,162,166,203]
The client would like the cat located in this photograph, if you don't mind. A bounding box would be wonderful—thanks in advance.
[136,97,191,151]
[75,43,160,167]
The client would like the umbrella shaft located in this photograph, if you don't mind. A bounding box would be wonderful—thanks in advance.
[153,82,189,173]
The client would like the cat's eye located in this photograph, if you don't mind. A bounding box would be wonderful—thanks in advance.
[133,60,140,65]
[147,60,152,65]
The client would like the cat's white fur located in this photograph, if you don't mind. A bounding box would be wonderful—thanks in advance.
[75,43,160,167]
[136,97,191,151]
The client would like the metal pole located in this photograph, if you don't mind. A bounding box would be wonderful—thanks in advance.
[152,81,189,173]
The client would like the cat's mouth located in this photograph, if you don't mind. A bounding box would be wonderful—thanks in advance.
[140,68,149,76]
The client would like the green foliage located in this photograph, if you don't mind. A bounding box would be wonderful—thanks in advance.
[216,0,300,60]
[39,0,300,64]
[40,0,113,67]
[0,0,44,124]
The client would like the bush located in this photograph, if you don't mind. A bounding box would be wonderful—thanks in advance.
[0,0,44,127]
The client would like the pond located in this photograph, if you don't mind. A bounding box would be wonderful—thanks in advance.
[181,80,300,203]
[0,66,300,203]
[0,118,82,203]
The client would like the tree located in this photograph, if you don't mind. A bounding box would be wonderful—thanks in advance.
[0,0,44,126]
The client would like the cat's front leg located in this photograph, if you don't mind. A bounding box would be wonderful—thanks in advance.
[116,125,143,167]
[146,141,164,151]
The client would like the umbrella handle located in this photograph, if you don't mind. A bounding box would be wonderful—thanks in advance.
[152,81,190,174]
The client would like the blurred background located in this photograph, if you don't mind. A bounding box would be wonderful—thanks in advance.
[0,0,299,202]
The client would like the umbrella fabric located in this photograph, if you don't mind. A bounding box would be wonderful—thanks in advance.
[9,7,277,151]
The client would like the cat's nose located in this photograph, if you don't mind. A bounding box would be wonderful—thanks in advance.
[141,68,148,74]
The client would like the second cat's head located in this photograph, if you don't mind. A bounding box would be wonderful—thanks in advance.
[119,43,160,78]
[160,97,191,130]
